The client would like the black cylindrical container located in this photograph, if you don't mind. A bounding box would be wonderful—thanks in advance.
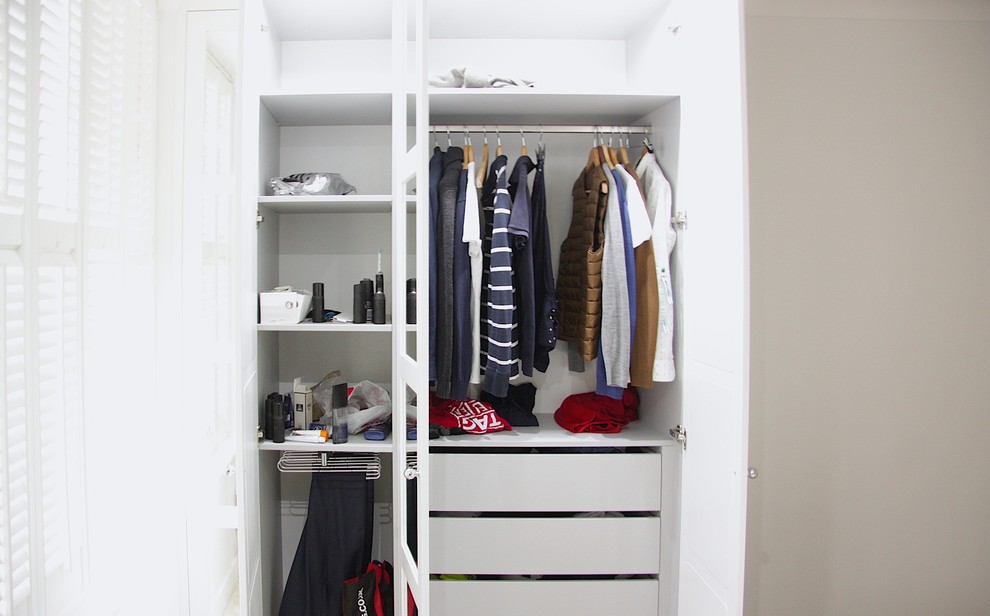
[311,282,325,323]
[273,394,286,443]
[406,278,416,324]
[264,396,275,440]
[352,282,367,323]
[373,290,386,324]
[331,382,349,444]
[361,278,374,322]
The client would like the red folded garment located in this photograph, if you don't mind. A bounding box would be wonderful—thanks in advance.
[554,387,639,433]
[429,394,512,434]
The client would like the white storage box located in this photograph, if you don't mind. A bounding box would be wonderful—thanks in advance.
[292,377,316,428]
[259,287,312,324]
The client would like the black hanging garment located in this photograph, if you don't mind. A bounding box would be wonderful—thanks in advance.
[434,146,464,399]
[279,472,375,616]
[530,149,558,372]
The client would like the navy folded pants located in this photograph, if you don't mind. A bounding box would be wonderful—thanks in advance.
[279,472,374,616]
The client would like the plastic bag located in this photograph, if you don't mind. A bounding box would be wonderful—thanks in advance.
[345,380,392,435]
[268,172,356,196]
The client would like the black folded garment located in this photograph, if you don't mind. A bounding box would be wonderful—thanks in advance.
[480,382,539,427]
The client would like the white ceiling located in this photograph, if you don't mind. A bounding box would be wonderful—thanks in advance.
[264,0,671,42]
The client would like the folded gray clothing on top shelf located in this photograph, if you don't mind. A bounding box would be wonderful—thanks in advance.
[430,67,534,89]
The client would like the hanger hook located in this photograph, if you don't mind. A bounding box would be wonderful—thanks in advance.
[446,126,451,148]
[520,127,526,147]
[482,126,488,144]
[464,127,470,146]
[496,126,501,147]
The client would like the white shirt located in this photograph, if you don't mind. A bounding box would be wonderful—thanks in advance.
[636,153,676,382]
[463,160,484,384]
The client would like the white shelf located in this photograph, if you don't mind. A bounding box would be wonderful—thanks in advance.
[259,89,675,128]
[428,90,676,126]
[261,419,671,452]
[432,417,673,449]
[258,194,413,214]
[259,435,393,453]
[258,321,407,332]
[260,90,392,126]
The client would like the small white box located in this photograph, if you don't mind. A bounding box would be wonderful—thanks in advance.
[260,287,312,324]
[293,377,316,428]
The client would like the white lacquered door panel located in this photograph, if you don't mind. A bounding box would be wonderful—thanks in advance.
[649,1,750,615]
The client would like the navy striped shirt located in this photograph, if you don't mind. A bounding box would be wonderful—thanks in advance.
[480,156,519,396]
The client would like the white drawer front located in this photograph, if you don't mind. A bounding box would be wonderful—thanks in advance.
[431,579,659,616]
[430,452,661,512]
[430,516,661,575]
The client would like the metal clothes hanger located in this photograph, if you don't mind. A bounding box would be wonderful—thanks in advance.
[277,451,382,480]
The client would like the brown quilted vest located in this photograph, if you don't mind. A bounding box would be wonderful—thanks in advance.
[555,163,609,360]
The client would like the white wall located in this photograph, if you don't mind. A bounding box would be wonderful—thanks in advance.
[745,2,990,614]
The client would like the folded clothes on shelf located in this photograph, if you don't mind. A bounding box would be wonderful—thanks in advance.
[429,67,534,88]
[554,387,639,434]
[429,393,512,434]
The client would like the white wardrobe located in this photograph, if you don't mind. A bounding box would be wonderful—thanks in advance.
[235,1,749,615]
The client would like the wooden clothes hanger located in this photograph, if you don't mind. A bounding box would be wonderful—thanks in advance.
[463,129,473,169]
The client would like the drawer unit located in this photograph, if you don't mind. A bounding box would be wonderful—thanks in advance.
[431,579,659,616]
[430,451,662,512]
[430,516,661,576]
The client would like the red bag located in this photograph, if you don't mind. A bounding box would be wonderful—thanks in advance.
[342,560,393,616]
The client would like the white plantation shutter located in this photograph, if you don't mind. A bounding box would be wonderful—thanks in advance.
[0,1,157,613]
[1,264,30,615]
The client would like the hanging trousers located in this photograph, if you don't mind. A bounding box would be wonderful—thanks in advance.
[279,472,375,616]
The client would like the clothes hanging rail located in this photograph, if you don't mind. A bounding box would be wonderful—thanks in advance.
[428,124,651,135]
[277,451,382,479]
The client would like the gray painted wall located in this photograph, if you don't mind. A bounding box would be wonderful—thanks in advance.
[744,3,990,614]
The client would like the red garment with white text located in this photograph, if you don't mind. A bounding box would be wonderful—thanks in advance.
[429,394,512,434]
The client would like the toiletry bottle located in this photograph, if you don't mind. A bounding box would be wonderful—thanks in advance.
[273,394,286,443]
[265,393,279,440]
[352,282,366,323]
[372,279,386,325]
[373,250,386,324]
[311,282,325,323]
[331,382,349,444]
[406,278,416,324]
[360,278,374,322]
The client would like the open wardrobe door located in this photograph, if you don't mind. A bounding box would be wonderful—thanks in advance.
[647,1,751,615]
[391,0,432,614]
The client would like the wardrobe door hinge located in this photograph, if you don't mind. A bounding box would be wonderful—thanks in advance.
[669,424,687,450]
[256,210,265,228]
[672,211,688,230]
